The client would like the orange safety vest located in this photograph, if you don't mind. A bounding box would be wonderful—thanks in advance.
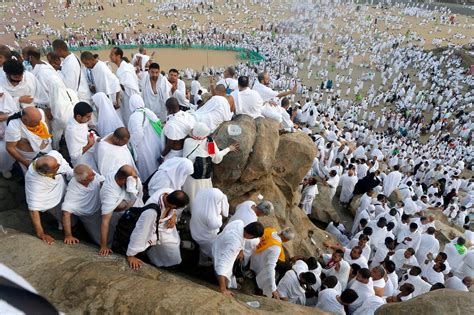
[255,227,285,262]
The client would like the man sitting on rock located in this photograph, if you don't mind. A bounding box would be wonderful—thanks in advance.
[320,248,351,290]
[315,287,359,314]
[277,260,317,305]
[25,150,73,245]
[230,75,263,119]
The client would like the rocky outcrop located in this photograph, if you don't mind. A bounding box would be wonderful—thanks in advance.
[349,194,362,216]
[309,185,342,223]
[431,210,472,248]
[213,115,333,256]
[375,289,474,315]
[0,230,324,314]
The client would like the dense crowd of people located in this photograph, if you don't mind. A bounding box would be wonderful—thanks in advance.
[0,0,473,314]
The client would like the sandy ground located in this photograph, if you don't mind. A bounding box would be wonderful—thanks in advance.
[1,1,471,141]
[1,2,472,78]
[90,47,240,72]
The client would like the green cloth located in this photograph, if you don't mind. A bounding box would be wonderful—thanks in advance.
[137,109,162,136]
[454,244,466,255]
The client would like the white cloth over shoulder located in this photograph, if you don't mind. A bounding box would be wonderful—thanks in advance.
[64,117,97,169]
[140,72,171,122]
[253,81,278,102]
[192,95,232,132]
[315,288,344,314]
[128,94,163,181]
[190,188,229,257]
[62,172,104,216]
[48,75,78,128]
[25,150,72,211]
[212,220,245,286]
[91,60,121,98]
[100,173,143,215]
[147,157,193,196]
[163,110,195,140]
[92,92,124,137]
[231,88,264,119]
[96,133,137,177]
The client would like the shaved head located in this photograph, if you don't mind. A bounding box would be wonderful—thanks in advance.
[110,127,130,146]
[166,97,180,115]
[116,164,136,180]
[35,155,58,175]
[22,107,42,127]
[215,84,226,96]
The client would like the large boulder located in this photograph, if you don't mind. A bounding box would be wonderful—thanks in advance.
[429,209,472,248]
[0,230,324,314]
[375,289,474,315]
[213,116,334,256]
[349,194,362,216]
[309,184,342,223]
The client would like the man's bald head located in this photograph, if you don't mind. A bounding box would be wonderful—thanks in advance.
[111,127,130,146]
[22,107,42,127]
[215,84,226,96]
[116,164,136,181]
[35,155,59,175]
[166,97,180,115]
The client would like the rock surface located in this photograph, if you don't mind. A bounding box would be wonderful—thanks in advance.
[0,230,324,314]
[309,185,342,224]
[349,194,362,216]
[375,289,474,315]
[213,116,334,256]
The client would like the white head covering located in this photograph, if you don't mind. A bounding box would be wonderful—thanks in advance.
[48,76,78,127]
[129,93,145,112]
[92,92,124,137]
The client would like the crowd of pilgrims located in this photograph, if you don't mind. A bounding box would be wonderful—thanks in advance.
[0,0,473,313]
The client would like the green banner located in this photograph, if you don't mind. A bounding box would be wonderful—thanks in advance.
[44,43,265,63]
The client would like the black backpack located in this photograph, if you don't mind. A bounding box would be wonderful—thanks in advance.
[112,203,162,255]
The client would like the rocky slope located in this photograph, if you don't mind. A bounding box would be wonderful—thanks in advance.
[0,230,323,314]
[375,289,474,315]
[212,115,332,256]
